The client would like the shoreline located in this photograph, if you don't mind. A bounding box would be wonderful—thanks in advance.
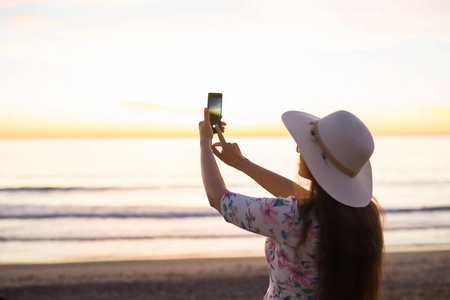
[0,250,448,300]
[1,244,449,266]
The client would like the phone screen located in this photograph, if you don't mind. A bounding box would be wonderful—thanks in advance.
[208,93,222,133]
[208,95,222,116]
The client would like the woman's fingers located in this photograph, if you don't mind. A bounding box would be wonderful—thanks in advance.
[211,143,222,158]
[210,126,244,170]
[215,123,227,145]
[204,108,210,123]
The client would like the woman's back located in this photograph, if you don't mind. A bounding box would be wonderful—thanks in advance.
[299,183,384,300]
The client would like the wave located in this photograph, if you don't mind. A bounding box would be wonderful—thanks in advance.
[0,185,202,193]
[0,211,219,219]
[1,177,449,193]
[0,234,250,242]
[385,225,450,231]
[375,179,450,186]
[0,205,219,220]
[0,204,449,220]
[1,226,449,243]
[385,206,450,213]
[0,182,254,193]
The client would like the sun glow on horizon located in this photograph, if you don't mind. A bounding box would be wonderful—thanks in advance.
[2,107,449,139]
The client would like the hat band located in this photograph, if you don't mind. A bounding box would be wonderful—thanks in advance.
[312,121,359,178]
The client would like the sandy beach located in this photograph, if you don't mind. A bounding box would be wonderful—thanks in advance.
[0,250,448,300]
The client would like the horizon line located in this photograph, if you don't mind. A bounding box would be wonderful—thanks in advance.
[1,132,449,140]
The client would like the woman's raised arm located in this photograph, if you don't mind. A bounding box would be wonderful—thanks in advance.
[199,108,228,212]
[212,128,309,199]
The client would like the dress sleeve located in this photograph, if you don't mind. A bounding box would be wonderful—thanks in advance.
[220,191,301,242]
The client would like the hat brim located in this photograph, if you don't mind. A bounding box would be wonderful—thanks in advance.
[282,111,372,207]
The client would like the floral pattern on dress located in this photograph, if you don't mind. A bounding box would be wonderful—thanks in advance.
[221,191,320,300]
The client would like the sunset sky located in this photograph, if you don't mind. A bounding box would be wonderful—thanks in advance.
[0,0,449,138]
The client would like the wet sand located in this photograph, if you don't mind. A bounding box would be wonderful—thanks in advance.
[0,250,448,299]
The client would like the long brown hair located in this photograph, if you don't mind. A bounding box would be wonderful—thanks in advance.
[297,172,384,299]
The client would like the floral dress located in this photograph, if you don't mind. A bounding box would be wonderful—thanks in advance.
[221,191,320,300]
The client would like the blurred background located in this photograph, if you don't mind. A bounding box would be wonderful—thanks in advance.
[0,0,449,264]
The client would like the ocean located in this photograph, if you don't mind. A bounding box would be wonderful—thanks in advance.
[0,136,449,264]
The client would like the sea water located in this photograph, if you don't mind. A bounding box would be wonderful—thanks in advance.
[0,136,449,263]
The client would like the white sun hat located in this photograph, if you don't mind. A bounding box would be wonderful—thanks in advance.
[282,110,375,208]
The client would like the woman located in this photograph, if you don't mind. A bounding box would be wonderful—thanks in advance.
[199,108,384,300]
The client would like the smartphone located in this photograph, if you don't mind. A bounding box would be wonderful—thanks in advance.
[207,93,222,133]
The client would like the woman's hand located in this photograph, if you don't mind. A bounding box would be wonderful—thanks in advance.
[212,126,249,172]
[199,108,213,144]
[199,108,226,145]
